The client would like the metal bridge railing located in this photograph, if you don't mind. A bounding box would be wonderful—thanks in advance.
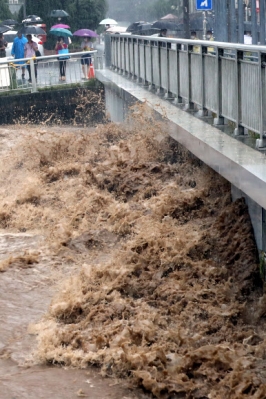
[0,50,103,95]
[108,34,266,149]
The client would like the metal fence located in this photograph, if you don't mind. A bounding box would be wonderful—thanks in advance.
[0,50,102,95]
[109,34,266,148]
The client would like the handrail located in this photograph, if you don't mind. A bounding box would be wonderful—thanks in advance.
[0,50,98,65]
[108,33,266,149]
[114,33,266,52]
[0,50,102,95]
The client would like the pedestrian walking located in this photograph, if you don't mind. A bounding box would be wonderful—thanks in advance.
[24,34,38,82]
[0,33,7,58]
[80,37,93,79]
[11,32,27,80]
[55,36,68,81]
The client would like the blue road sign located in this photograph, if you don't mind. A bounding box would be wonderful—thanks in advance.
[196,0,213,11]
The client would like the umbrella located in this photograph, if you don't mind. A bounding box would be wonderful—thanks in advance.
[51,24,70,29]
[160,13,179,21]
[106,26,127,34]
[99,18,117,25]
[126,21,146,32]
[0,25,11,34]
[50,10,69,18]
[73,29,98,37]
[2,19,17,26]
[19,25,46,35]
[152,21,180,31]
[22,15,43,24]
[50,28,72,37]
[134,27,160,36]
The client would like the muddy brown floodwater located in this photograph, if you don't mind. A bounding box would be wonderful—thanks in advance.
[0,106,266,399]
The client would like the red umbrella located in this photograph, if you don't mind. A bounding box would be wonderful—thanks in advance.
[51,24,70,29]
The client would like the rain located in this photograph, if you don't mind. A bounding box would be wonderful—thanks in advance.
[1,1,266,399]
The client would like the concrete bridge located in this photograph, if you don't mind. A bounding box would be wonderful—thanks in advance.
[96,34,266,253]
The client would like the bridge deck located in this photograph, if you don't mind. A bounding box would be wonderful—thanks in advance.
[96,69,266,210]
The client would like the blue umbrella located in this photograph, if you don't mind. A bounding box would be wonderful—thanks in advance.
[50,28,72,37]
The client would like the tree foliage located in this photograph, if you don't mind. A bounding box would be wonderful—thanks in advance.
[0,0,13,22]
[17,0,107,32]
[106,0,182,22]
[106,0,156,22]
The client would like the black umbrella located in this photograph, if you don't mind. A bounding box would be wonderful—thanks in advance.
[50,10,69,18]
[152,20,180,31]
[2,19,17,26]
[19,25,46,35]
[130,23,160,36]
[0,25,11,34]
[22,15,43,24]
[126,21,146,32]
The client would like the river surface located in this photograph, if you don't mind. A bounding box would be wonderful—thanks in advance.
[0,115,266,399]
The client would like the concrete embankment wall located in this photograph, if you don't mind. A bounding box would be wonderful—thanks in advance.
[0,81,105,125]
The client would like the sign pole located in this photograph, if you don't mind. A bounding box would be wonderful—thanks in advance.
[203,11,207,40]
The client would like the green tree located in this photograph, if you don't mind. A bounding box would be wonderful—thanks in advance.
[151,0,182,19]
[69,0,108,30]
[0,0,13,22]
[17,0,107,32]
[106,0,157,22]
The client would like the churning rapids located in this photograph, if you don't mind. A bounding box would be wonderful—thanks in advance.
[0,105,266,399]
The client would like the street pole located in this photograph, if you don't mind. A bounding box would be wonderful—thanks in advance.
[23,0,26,19]
[203,11,207,39]
[238,0,244,43]
[251,0,258,44]
[183,0,190,39]
[214,0,228,42]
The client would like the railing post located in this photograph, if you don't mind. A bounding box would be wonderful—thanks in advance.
[197,44,208,117]
[118,37,123,75]
[123,37,127,76]
[256,53,266,148]
[148,40,154,91]
[156,41,161,94]
[164,42,170,98]
[213,47,224,125]
[234,50,244,136]
[184,44,194,111]
[104,34,112,68]
[173,44,183,105]
[137,38,141,83]
[142,39,147,87]
[30,59,37,93]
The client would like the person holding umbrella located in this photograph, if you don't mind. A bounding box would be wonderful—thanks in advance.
[55,36,68,81]
[73,29,97,79]
[11,32,27,80]
[80,37,93,79]
[24,34,38,82]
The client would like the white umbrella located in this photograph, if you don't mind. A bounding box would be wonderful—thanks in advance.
[99,18,118,25]
[106,26,127,33]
